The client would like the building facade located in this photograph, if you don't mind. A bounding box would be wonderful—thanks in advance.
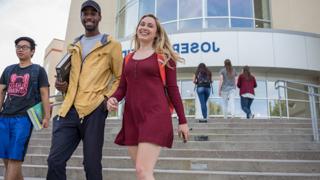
[58,0,320,119]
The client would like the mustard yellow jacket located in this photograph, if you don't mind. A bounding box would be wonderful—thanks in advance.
[59,34,123,118]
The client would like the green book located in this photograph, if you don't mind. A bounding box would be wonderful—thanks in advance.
[27,102,44,131]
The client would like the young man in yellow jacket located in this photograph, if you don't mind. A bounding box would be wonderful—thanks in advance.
[46,1,122,180]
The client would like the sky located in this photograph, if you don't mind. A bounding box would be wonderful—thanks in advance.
[0,0,71,73]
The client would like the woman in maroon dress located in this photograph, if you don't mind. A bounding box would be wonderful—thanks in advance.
[107,14,189,180]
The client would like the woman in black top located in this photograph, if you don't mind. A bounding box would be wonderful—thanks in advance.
[193,63,212,120]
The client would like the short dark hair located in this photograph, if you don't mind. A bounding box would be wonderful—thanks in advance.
[15,37,36,50]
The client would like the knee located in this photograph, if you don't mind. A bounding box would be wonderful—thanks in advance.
[136,165,150,180]
[47,156,64,169]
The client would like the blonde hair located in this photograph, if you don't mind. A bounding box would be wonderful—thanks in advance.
[132,14,184,66]
[224,59,233,76]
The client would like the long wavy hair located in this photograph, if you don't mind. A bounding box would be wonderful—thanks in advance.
[195,63,211,79]
[242,65,253,80]
[224,59,233,77]
[132,14,184,66]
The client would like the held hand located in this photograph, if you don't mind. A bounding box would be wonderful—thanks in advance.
[178,124,190,143]
[42,118,50,128]
[107,97,118,111]
[55,78,68,93]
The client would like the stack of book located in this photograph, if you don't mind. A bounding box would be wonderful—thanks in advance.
[27,102,44,131]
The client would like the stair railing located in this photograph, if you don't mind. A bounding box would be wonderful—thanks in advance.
[275,80,320,142]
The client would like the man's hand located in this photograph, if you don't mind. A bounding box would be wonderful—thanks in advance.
[42,118,50,128]
[55,79,68,93]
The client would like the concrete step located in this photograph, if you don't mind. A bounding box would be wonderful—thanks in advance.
[1,165,320,180]
[28,139,320,151]
[106,118,317,124]
[26,146,320,160]
[101,122,313,128]
[31,132,314,141]
[36,127,314,135]
[21,154,320,173]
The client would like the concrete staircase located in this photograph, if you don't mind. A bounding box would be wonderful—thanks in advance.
[1,118,320,180]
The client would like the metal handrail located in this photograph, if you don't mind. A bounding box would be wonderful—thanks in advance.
[275,80,319,142]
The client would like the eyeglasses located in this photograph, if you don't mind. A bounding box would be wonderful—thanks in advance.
[15,45,31,51]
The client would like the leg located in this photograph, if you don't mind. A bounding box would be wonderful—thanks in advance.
[221,91,228,119]
[247,98,254,118]
[47,110,81,180]
[82,103,107,180]
[240,96,250,118]
[197,87,207,119]
[6,159,23,180]
[229,89,236,118]
[203,88,211,119]
[0,117,10,179]
[3,159,8,180]
[135,143,161,180]
[128,146,138,164]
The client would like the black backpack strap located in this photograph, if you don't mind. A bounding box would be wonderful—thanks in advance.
[28,64,41,103]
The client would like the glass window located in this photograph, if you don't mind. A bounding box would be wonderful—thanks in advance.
[255,20,271,28]
[118,0,131,10]
[230,0,253,18]
[251,99,268,118]
[208,98,223,115]
[139,0,155,18]
[124,3,139,37]
[181,80,196,98]
[206,18,229,28]
[207,0,228,16]
[179,19,202,31]
[180,0,202,19]
[162,22,177,34]
[287,82,309,100]
[211,80,219,97]
[288,100,311,118]
[267,81,285,100]
[269,100,287,117]
[255,81,267,98]
[157,0,177,22]
[117,12,126,38]
[183,99,196,115]
[254,0,270,20]
[231,18,253,28]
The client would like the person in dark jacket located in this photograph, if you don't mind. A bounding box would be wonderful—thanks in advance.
[193,63,212,120]
[237,66,257,119]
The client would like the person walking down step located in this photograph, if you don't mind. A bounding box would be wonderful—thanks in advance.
[47,1,123,180]
[107,14,189,180]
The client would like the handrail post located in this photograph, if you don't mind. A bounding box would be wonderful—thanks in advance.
[308,87,319,142]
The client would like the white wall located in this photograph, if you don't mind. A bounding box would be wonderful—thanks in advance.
[121,30,320,72]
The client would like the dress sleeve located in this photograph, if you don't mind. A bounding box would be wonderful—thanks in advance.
[165,59,187,124]
[111,60,127,102]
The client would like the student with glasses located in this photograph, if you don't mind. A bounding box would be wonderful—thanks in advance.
[0,36,50,180]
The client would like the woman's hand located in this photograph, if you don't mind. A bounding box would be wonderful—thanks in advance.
[178,123,190,143]
[107,97,118,111]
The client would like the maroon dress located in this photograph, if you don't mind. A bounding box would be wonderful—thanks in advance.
[112,53,187,148]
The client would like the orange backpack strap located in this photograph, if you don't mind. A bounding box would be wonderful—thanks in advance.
[124,52,134,65]
[157,54,166,86]
[157,54,174,114]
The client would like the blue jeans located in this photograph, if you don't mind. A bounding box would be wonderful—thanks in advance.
[197,87,211,119]
[240,96,254,119]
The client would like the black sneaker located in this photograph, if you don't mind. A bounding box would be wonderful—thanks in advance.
[199,118,208,123]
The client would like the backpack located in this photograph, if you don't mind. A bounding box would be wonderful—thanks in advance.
[5,64,41,104]
[196,71,210,86]
[124,52,174,114]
